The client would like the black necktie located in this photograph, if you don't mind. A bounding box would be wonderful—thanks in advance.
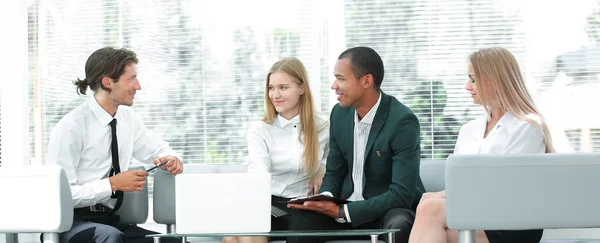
[109,118,124,215]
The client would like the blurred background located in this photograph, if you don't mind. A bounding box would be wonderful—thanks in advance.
[7,0,600,166]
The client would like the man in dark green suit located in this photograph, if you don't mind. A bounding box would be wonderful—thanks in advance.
[287,46,425,243]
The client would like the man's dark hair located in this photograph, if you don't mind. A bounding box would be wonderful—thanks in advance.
[74,47,139,95]
[338,46,384,90]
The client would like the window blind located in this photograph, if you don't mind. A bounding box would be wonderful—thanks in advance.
[27,0,600,167]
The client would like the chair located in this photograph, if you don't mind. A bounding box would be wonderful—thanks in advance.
[445,153,600,243]
[0,164,73,243]
[115,164,149,224]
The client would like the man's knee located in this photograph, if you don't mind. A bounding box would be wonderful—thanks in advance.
[62,223,123,243]
[381,208,415,230]
[381,208,416,243]
[93,224,124,242]
[288,210,327,230]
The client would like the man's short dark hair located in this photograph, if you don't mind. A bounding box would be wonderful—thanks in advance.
[74,47,139,95]
[338,46,384,89]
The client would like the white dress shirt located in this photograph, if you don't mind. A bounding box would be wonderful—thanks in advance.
[247,112,330,198]
[454,112,546,155]
[332,92,381,223]
[47,96,180,208]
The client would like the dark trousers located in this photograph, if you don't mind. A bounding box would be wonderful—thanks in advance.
[271,195,293,241]
[484,229,544,243]
[59,221,182,243]
[57,208,182,243]
[286,207,415,243]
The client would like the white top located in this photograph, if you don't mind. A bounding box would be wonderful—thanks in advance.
[454,112,546,155]
[348,92,382,202]
[247,112,330,198]
[47,96,180,208]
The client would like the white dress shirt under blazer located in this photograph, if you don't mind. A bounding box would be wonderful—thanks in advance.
[323,92,382,223]
[453,112,546,155]
[247,112,330,198]
[347,92,382,202]
[47,96,180,208]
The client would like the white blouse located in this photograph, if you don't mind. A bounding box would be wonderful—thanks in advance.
[247,112,330,198]
[454,112,546,155]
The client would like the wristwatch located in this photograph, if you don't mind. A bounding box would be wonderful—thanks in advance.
[335,205,347,223]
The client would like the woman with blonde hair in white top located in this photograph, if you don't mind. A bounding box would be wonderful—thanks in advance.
[223,57,329,243]
[408,47,553,243]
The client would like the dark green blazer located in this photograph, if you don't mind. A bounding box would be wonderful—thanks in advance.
[320,92,425,226]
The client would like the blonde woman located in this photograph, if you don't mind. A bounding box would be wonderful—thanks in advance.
[408,47,554,243]
[223,57,330,243]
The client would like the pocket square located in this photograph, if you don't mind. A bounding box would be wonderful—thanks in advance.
[376,151,381,158]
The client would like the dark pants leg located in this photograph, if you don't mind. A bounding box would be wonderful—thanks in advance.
[59,221,182,243]
[286,208,415,243]
[118,224,182,243]
[286,209,353,243]
[60,221,124,243]
[484,229,543,243]
[270,195,293,241]
[377,208,416,243]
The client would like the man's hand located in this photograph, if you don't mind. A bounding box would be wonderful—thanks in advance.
[287,200,339,219]
[420,190,446,203]
[153,155,183,175]
[109,170,148,192]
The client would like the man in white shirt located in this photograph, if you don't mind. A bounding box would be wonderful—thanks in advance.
[287,47,425,243]
[47,47,183,243]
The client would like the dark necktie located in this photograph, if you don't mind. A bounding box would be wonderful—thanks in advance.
[109,118,124,215]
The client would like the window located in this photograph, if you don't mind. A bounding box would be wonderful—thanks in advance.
[28,0,600,166]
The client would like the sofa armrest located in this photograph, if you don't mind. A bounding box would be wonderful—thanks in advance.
[445,153,600,230]
[115,165,149,224]
[0,164,73,233]
[419,159,446,192]
[153,169,176,225]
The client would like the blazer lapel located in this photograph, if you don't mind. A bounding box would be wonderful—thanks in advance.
[364,117,384,159]
[346,108,355,173]
[364,93,390,159]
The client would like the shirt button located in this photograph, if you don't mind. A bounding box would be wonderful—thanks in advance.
[294,125,297,128]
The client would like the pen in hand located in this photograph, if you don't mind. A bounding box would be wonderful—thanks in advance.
[146,160,169,172]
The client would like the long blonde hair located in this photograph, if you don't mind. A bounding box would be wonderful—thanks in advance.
[469,47,554,153]
[263,57,321,175]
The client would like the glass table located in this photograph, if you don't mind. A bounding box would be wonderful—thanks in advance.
[148,228,401,243]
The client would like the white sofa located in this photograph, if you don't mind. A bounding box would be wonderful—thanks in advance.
[445,153,600,243]
[0,164,149,243]
[0,165,73,243]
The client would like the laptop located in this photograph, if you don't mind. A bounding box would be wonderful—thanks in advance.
[175,173,271,234]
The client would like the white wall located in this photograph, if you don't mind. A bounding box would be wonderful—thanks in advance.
[0,0,34,240]
[0,0,30,166]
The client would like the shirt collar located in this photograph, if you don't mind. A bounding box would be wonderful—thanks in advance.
[277,114,300,128]
[87,95,116,127]
[354,91,382,124]
[473,111,515,139]
[496,112,515,127]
